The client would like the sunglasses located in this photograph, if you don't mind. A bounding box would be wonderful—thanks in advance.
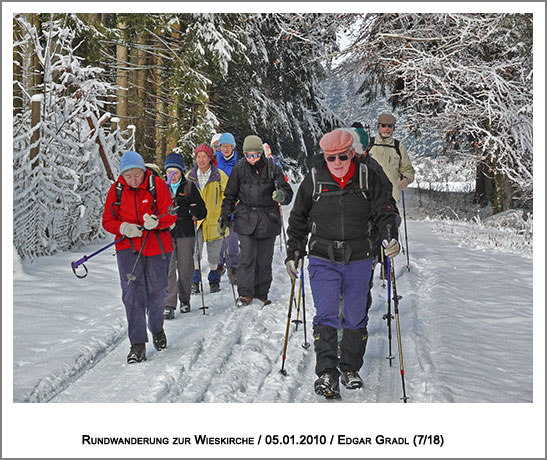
[245,153,261,159]
[324,153,350,162]
[380,124,394,128]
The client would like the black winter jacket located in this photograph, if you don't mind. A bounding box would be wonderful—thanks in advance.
[170,178,207,238]
[221,156,294,238]
[286,155,399,264]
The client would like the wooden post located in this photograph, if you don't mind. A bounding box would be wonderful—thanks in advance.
[30,95,43,168]
[87,115,115,182]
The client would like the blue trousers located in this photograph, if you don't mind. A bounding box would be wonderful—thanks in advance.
[308,256,374,330]
[117,249,171,345]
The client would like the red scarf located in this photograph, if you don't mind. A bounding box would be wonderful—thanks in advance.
[331,161,356,189]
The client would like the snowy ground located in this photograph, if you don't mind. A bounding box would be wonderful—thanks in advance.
[4,189,545,458]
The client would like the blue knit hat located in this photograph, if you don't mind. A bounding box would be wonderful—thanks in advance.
[219,132,236,147]
[164,152,185,172]
[120,151,146,174]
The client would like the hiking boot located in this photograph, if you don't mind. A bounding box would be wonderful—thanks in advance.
[180,301,191,313]
[236,296,252,308]
[191,282,200,294]
[340,370,363,389]
[164,306,175,320]
[257,298,272,306]
[314,372,340,399]
[210,283,221,293]
[127,343,146,364]
[152,330,167,351]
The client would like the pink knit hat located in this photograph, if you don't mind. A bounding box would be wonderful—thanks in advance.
[194,143,216,166]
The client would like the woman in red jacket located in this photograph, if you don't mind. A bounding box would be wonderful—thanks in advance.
[102,150,176,364]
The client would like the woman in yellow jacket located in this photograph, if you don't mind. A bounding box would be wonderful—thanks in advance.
[187,144,229,293]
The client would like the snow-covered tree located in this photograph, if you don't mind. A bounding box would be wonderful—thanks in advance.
[338,13,533,212]
[13,14,128,260]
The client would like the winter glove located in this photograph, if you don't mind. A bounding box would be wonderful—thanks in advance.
[397,176,410,190]
[285,258,303,281]
[382,238,400,258]
[119,222,143,239]
[272,189,286,203]
[217,217,229,237]
[143,213,159,230]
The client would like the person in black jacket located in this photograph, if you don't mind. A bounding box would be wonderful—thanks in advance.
[285,129,400,399]
[219,135,293,307]
[163,152,207,319]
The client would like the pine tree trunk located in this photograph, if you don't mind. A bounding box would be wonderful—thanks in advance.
[31,14,43,96]
[116,18,129,131]
[13,17,24,117]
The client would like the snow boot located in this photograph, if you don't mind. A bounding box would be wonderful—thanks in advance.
[314,372,341,399]
[257,297,272,306]
[164,306,175,320]
[339,327,368,377]
[127,343,146,364]
[236,296,252,307]
[152,329,167,351]
[208,270,221,293]
[191,282,200,294]
[340,370,363,390]
[180,301,191,313]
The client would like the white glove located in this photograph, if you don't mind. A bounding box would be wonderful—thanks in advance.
[143,213,159,230]
[285,258,303,280]
[397,176,410,190]
[382,238,400,258]
[119,222,143,238]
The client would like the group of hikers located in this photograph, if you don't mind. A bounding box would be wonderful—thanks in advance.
[102,112,415,399]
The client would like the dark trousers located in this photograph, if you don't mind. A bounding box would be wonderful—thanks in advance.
[117,249,171,345]
[236,234,276,299]
[167,236,194,307]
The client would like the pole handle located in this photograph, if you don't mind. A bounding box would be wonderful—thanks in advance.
[71,260,88,279]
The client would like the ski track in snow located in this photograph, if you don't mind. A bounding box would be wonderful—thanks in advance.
[13,194,533,404]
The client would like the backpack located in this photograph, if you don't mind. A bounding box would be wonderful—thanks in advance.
[367,136,401,158]
[111,167,159,218]
[310,162,369,202]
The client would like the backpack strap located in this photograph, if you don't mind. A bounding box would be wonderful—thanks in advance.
[147,173,158,212]
[311,165,369,202]
[367,136,401,158]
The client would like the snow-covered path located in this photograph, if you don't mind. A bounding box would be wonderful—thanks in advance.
[12,219,533,405]
[7,190,543,458]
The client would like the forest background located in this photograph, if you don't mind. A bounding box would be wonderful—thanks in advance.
[9,5,537,262]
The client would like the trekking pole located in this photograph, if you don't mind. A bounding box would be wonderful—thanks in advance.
[222,234,237,306]
[300,258,310,349]
[280,251,299,376]
[126,206,179,284]
[194,220,208,315]
[390,256,409,402]
[274,180,288,254]
[380,249,386,289]
[383,247,394,366]
[401,189,410,272]
[291,271,303,330]
[71,236,126,278]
